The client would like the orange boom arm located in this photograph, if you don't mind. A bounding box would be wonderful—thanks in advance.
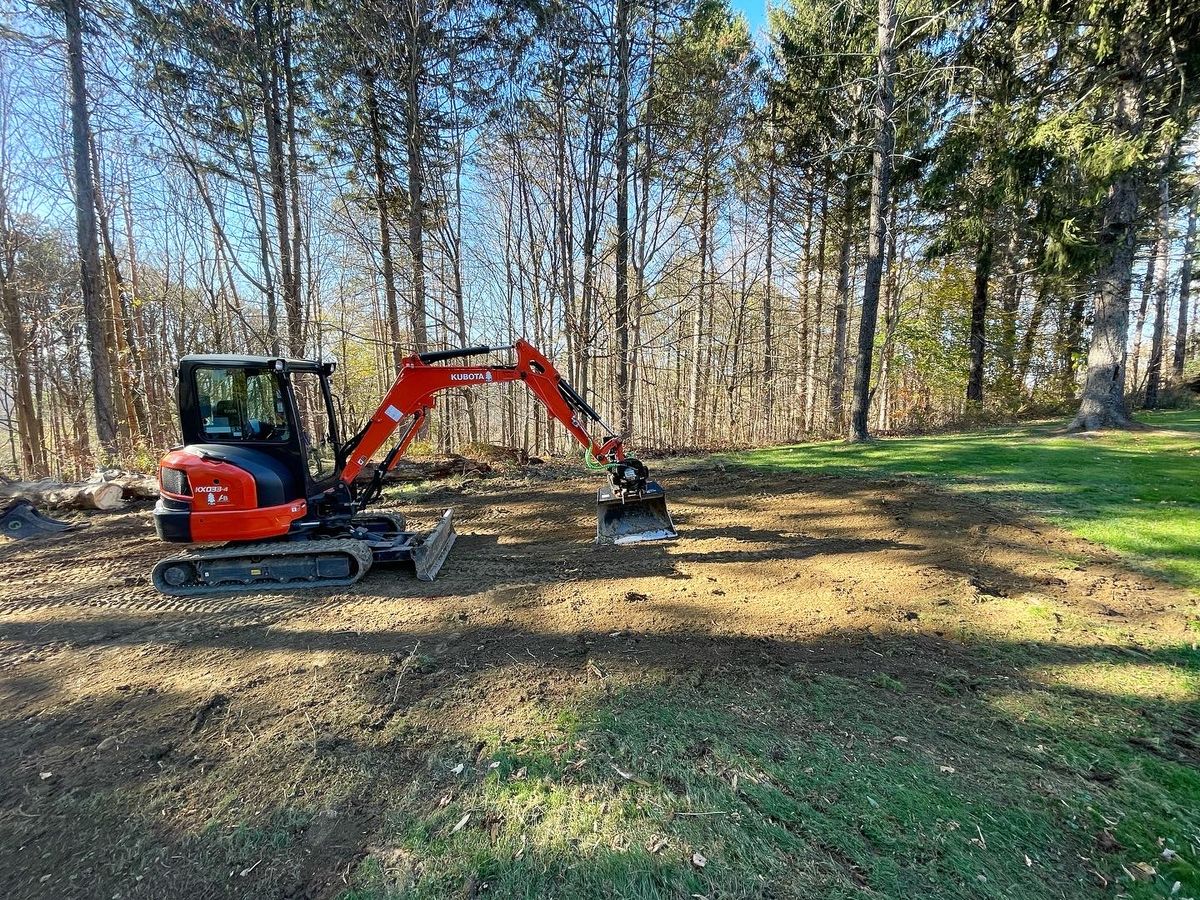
[340,339,626,485]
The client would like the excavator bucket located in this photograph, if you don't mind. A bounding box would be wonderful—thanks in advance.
[596,482,677,545]
[0,499,79,541]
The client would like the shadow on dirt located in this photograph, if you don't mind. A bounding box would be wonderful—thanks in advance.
[1,467,1196,899]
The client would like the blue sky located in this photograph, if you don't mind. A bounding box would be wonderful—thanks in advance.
[731,0,770,41]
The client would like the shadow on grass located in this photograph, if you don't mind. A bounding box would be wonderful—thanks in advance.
[734,412,1200,593]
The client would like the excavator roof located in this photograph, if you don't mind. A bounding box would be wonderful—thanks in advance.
[179,354,330,374]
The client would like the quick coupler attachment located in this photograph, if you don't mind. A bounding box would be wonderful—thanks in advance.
[596,482,677,545]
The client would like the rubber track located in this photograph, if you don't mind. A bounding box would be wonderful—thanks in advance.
[151,538,374,597]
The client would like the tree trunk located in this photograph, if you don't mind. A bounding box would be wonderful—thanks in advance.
[829,175,855,429]
[688,165,710,444]
[281,8,305,351]
[763,149,778,442]
[1069,71,1143,431]
[1130,175,1167,392]
[614,0,632,437]
[849,0,897,443]
[805,183,829,432]
[89,132,151,448]
[1172,184,1197,377]
[64,0,118,460]
[1144,174,1172,409]
[406,0,428,358]
[0,477,125,511]
[0,233,46,477]
[966,236,993,403]
[365,75,404,374]
[254,0,301,356]
[995,221,1022,397]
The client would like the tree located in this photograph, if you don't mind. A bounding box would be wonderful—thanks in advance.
[64,0,118,459]
[1057,0,1200,430]
[1173,181,1198,376]
[848,0,897,442]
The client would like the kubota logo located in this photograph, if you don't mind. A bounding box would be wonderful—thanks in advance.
[450,373,489,382]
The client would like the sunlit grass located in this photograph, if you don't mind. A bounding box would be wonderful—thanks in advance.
[341,659,1200,899]
[733,408,1200,592]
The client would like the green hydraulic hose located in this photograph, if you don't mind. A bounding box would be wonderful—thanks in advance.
[584,447,622,471]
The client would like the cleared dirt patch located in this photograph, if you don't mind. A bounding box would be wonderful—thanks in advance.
[0,466,1194,899]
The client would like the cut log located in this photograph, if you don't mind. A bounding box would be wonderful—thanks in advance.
[92,469,159,500]
[0,478,125,510]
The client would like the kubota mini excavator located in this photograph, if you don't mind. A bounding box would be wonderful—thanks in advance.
[151,339,676,596]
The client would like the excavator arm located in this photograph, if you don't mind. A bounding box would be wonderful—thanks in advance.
[340,339,675,544]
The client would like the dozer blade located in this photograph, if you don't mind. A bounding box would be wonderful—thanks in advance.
[410,508,457,581]
[0,500,79,541]
[596,482,677,545]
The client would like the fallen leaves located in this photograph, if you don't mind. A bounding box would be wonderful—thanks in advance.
[452,812,471,834]
[691,851,707,868]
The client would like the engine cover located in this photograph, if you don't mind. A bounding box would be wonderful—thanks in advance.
[155,445,307,543]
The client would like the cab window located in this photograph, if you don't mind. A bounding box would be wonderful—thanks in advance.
[195,367,290,442]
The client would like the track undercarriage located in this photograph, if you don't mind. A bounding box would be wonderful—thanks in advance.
[150,510,456,597]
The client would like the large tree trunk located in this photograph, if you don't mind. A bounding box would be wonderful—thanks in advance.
[0,477,125,511]
[1173,183,1197,377]
[613,0,631,438]
[281,8,305,351]
[995,222,1022,397]
[849,0,897,443]
[1069,72,1143,431]
[64,0,118,460]
[0,248,46,477]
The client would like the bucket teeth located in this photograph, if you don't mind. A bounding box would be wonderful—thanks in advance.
[595,482,677,546]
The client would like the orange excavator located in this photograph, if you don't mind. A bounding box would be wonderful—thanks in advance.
[151,340,675,596]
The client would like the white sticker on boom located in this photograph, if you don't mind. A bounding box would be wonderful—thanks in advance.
[384,405,403,422]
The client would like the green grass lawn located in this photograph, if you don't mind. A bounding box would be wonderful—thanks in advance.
[733,408,1200,592]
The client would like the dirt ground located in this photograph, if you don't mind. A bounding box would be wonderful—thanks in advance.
[0,463,1193,899]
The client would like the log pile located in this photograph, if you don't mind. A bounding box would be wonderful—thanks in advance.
[0,469,158,511]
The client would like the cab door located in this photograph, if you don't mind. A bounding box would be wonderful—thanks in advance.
[289,370,340,491]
